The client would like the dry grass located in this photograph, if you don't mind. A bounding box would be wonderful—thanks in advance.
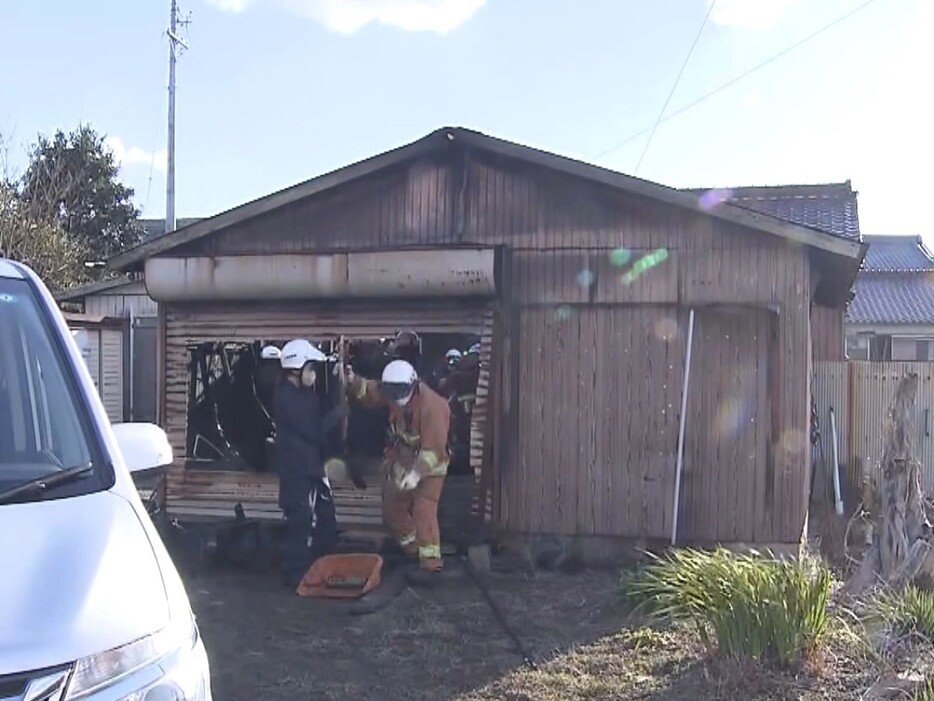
[185,559,927,701]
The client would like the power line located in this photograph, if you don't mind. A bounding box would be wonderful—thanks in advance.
[593,0,885,162]
[634,0,717,175]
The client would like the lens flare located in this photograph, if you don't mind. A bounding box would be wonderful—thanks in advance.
[609,248,632,267]
[577,269,596,288]
[698,188,733,211]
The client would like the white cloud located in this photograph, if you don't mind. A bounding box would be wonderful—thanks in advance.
[205,0,252,10]
[104,136,167,174]
[710,0,798,29]
[204,0,486,34]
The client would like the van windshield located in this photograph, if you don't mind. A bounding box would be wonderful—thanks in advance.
[0,276,102,502]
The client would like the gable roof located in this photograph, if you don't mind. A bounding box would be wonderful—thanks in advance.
[108,127,863,272]
[681,182,860,241]
[861,235,934,271]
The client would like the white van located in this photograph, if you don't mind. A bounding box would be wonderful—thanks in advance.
[0,259,212,700]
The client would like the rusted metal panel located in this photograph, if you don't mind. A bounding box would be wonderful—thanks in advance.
[161,300,495,535]
[145,249,496,302]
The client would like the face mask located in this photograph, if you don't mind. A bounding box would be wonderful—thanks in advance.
[301,366,316,388]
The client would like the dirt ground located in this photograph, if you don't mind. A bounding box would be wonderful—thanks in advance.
[184,556,882,701]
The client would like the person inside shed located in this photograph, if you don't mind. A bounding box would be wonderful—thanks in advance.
[429,348,462,393]
[344,358,452,585]
[390,330,423,376]
[275,339,347,587]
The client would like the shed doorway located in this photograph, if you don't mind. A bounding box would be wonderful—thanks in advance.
[161,301,496,541]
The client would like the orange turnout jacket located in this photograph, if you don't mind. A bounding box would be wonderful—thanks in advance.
[350,378,451,477]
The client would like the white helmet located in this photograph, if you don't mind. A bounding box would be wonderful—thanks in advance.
[445,349,462,361]
[380,359,418,405]
[280,339,326,370]
[261,345,281,361]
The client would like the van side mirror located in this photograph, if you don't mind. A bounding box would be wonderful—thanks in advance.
[111,423,173,474]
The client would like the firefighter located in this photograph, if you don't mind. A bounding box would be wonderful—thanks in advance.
[345,359,451,584]
[433,348,462,395]
[390,330,423,375]
[275,339,346,587]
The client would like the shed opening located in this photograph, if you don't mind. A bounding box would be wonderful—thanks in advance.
[183,333,481,481]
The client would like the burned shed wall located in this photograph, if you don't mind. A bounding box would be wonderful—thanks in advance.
[158,147,815,547]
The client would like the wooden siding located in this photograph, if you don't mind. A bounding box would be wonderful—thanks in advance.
[173,158,456,256]
[85,281,158,318]
[502,306,683,539]
[680,307,772,543]
[812,305,844,361]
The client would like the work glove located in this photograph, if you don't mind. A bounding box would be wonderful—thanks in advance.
[397,468,421,491]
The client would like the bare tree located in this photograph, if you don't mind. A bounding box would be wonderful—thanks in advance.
[847,374,934,595]
[0,132,89,290]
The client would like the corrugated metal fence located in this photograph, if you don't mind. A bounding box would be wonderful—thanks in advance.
[812,361,934,507]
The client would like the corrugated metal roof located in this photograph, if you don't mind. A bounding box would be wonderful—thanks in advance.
[848,272,934,324]
[862,235,934,271]
[681,182,860,240]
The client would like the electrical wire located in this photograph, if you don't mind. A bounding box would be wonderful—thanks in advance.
[633,0,717,175]
[593,0,885,162]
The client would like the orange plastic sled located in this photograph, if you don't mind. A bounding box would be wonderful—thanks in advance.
[296,553,384,599]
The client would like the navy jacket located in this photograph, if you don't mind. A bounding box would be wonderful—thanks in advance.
[274,379,342,509]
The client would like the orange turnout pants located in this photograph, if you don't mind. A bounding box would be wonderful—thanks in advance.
[382,475,445,571]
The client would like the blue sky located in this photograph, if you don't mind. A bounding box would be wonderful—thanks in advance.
[1,0,930,235]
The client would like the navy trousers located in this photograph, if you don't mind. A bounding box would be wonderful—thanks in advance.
[281,477,337,583]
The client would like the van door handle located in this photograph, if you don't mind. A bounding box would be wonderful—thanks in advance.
[926,409,930,438]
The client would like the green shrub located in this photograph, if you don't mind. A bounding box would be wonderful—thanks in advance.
[621,548,831,668]
[873,585,934,643]
[914,678,934,701]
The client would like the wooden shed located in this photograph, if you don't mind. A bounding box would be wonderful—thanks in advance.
[57,277,159,423]
[110,127,865,552]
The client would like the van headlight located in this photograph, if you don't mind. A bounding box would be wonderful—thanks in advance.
[64,612,210,700]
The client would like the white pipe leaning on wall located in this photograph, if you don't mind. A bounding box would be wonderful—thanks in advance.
[128,310,135,421]
[829,406,844,516]
[671,308,696,546]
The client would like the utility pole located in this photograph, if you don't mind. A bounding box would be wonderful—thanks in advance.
[165,0,189,236]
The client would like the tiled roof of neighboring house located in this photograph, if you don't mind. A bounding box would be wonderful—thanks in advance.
[681,181,860,240]
[848,235,934,324]
[861,235,934,271]
[848,273,934,324]
[139,217,204,242]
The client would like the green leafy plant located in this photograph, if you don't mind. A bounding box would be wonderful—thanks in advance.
[621,548,831,668]
[873,585,934,644]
